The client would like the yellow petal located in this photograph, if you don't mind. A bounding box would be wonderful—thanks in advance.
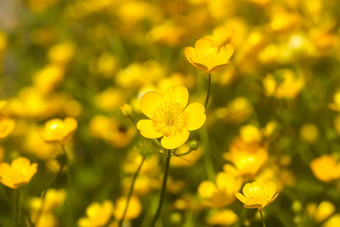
[161,129,189,149]
[263,181,277,198]
[235,192,247,205]
[139,91,163,118]
[136,119,163,138]
[195,38,215,53]
[184,47,197,64]
[163,86,188,109]
[184,103,206,130]
[198,181,217,198]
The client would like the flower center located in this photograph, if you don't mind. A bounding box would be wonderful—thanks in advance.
[151,102,188,137]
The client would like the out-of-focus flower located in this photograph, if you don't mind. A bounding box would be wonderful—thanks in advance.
[235,181,278,210]
[78,200,113,227]
[89,115,136,148]
[0,157,38,189]
[307,201,335,223]
[270,9,301,32]
[92,53,118,78]
[120,104,133,119]
[310,155,340,183]
[263,69,304,99]
[28,0,58,13]
[0,31,7,52]
[0,115,15,139]
[137,86,206,149]
[323,214,340,227]
[198,172,242,208]
[206,209,238,226]
[24,126,58,160]
[116,61,165,89]
[171,144,202,167]
[185,38,234,73]
[40,117,78,144]
[329,90,340,112]
[95,88,125,112]
[300,123,319,143]
[148,21,184,46]
[215,97,252,123]
[113,196,142,220]
[30,188,66,213]
[33,213,57,227]
[47,42,75,65]
[33,64,65,95]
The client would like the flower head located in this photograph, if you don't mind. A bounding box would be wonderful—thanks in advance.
[235,181,278,210]
[40,117,78,144]
[310,155,340,183]
[78,200,113,227]
[137,86,206,149]
[0,116,15,139]
[185,38,234,73]
[0,157,38,189]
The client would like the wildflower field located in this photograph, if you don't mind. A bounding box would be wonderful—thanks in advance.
[1,0,340,226]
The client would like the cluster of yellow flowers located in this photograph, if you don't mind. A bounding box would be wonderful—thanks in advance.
[1,0,340,226]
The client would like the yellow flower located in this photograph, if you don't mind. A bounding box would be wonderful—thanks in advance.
[113,196,142,220]
[198,172,242,208]
[235,181,278,210]
[323,214,340,227]
[0,157,38,189]
[30,188,66,213]
[78,200,113,227]
[307,201,335,223]
[310,155,340,183]
[329,90,340,112]
[137,86,206,149]
[0,116,15,139]
[185,38,234,73]
[40,117,78,144]
[207,209,238,226]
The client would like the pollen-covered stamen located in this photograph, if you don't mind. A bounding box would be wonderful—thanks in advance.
[151,102,189,137]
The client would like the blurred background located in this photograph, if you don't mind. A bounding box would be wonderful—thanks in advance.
[1,0,340,226]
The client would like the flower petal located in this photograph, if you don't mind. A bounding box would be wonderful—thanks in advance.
[184,103,206,130]
[139,91,163,118]
[235,192,247,205]
[136,119,163,138]
[263,181,277,199]
[195,38,214,53]
[198,181,217,198]
[161,129,189,149]
[163,86,188,109]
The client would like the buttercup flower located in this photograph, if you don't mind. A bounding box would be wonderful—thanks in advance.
[137,86,206,149]
[235,181,278,210]
[0,116,15,139]
[185,38,234,73]
[0,157,38,189]
[310,155,340,183]
[78,200,113,227]
[40,117,78,144]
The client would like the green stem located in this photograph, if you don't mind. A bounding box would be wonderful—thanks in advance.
[151,150,171,227]
[204,73,212,110]
[14,188,20,226]
[118,156,146,227]
[260,210,266,227]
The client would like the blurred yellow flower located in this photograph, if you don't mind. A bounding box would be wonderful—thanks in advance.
[329,90,340,112]
[0,157,38,189]
[113,196,142,220]
[89,115,136,148]
[263,69,304,99]
[78,200,113,227]
[137,86,206,149]
[235,181,278,210]
[310,155,340,183]
[323,214,340,227]
[0,116,15,139]
[30,188,66,214]
[33,64,65,95]
[185,38,234,73]
[198,172,242,208]
[171,144,202,167]
[40,117,78,144]
[95,88,125,112]
[307,201,335,223]
[47,42,75,65]
[299,123,319,143]
[206,209,238,226]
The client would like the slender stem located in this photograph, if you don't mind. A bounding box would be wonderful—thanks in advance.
[118,156,146,227]
[204,73,212,110]
[151,151,171,227]
[14,188,20,226]
[260,210,266,227]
